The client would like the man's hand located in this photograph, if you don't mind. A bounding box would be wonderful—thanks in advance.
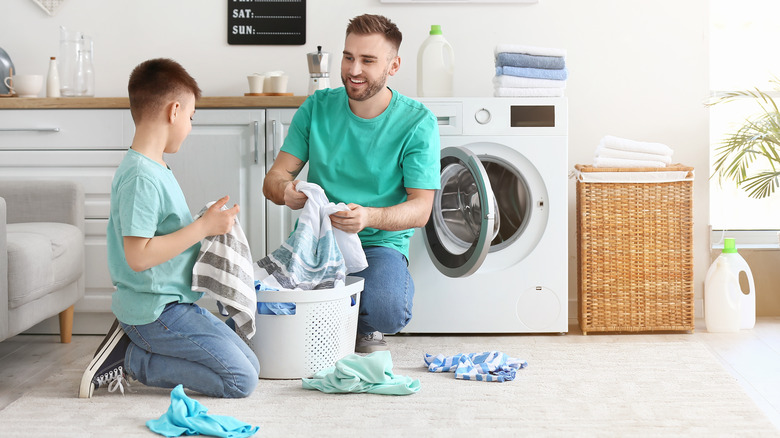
[200,195,240,236]
[330,203,370,234]
[284,180,308,210]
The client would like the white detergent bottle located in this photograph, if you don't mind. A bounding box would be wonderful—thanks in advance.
[704,257,741,333]
[704,238,756,329]
[417,25,454,97]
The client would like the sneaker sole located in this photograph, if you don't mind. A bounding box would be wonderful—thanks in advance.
[78,324,125,398]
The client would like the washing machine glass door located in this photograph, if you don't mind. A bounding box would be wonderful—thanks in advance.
[423,146,497,277]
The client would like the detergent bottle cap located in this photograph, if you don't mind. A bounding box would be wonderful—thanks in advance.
[429,25,443,35]
[723,238,738,254]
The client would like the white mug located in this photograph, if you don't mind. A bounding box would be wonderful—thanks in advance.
[247,74,265,94]
[4,74,44,98]
[264,74,289,94]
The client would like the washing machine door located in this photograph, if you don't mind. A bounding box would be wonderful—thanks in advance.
[423,146,497,278]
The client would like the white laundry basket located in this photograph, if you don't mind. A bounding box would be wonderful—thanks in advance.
[250,276,363,379]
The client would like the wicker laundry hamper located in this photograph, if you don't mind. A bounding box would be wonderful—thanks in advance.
[575,164,695,334]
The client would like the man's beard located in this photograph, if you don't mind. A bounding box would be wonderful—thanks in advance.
[341,68,389,102]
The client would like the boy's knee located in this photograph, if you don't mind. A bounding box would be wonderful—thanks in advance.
[225,366,258,398]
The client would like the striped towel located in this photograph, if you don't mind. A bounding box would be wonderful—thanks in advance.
[424,351,528,382]
[192,202,256,339]
[255,182,367,291]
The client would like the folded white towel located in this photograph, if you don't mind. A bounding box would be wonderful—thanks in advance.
[601,135,673,156]
[493,75,567,89]
[494,44,567,58]
[494,87,564,97]
[595,145,673,164]
[593,156,667,168]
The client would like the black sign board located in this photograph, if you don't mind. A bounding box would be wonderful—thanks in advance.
[227,0,306,45]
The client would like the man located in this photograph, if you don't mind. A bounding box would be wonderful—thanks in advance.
[263,14,441,353]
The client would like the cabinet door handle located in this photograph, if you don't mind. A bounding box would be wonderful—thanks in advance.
[253,121,260,164]
[272,119,281,160]
[0,128,60,132]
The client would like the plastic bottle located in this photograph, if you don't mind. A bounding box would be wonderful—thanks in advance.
[46,56,60,98]
[704,238,756,329]
[704,257,741,333]
[417,25,454,97]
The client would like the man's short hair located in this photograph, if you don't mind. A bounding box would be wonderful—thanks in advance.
[346,14,403,55]
[127,58,202,122]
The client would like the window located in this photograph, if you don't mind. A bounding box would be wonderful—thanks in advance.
[710,0,780,242]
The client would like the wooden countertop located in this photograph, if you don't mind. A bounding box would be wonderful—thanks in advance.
[0,96,308,109]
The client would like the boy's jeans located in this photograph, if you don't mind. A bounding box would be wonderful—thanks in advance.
[353,246,415,335]
[120,302,260,398]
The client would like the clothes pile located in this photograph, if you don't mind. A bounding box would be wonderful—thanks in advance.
[493,44,567,97]
[593,135,674,168]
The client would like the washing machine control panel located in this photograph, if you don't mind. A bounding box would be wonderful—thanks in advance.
[420,97,568,137]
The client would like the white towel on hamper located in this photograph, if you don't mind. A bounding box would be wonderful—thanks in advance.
[492,75,567,89]
[192,202,256,339]
[595,145,673,164]
[494,87,564,97]
[593,156,667,168]
[494,44,567,58]
[600,135,674,156]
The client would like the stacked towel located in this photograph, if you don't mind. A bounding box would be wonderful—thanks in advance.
[493,44,567,98]
[593,135,674,168]
[254,182,368,291]
[192,201,257,340]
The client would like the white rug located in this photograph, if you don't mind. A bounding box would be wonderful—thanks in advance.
[0,335,776,437]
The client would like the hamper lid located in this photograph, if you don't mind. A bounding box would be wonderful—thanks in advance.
[574,164,694,183]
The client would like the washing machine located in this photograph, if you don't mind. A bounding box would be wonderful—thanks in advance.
[402,97,568,334]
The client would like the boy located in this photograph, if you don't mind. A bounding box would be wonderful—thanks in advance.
[78,58,259,398]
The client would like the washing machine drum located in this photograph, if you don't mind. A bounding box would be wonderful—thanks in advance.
[423,147,498,278]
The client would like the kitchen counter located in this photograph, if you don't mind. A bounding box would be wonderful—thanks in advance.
[0,95,307,109]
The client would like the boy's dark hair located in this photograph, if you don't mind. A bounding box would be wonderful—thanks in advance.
[127,58,202,122]
[346,14,402,56]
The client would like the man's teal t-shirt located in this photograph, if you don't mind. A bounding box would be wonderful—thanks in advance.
[281,87,441,258]
[107,149,202,325]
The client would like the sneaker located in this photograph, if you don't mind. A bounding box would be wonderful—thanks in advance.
[78,319,131,398]
[355,331,388,353]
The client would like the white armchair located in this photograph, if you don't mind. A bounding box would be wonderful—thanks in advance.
[0,180,85,343]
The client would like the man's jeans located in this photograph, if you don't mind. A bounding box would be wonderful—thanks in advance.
[352,246,414,335]
[120,302,260,398]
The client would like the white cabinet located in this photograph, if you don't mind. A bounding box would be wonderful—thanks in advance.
[0,106,299,334]
[0,109,130,324]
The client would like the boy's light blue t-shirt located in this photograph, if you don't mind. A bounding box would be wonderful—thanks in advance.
[281,87,441,258]
[107,149,202,325]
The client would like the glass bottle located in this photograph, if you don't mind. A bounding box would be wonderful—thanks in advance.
[75,35,94,97]
[47,56,60,97]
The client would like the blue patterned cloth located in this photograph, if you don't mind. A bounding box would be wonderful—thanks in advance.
[146,385,259,437]
[424,351,528,382]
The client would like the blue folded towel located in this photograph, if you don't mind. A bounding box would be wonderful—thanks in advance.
[146,385,259,437]
[496,66,568,81]
[496,52,565,70]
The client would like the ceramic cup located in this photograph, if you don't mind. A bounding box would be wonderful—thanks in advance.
[264,74,289,94]
[4,74,43,97]
[247,74,265,94]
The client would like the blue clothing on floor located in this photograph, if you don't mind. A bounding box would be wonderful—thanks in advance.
[424,351,528,382]
[121,302,259,398]
[147,384,259,437]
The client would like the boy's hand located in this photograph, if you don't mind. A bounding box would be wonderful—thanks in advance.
[201,195,240,236]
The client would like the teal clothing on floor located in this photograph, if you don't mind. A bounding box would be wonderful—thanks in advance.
[146,385,259,437]
[302,351,421,395]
